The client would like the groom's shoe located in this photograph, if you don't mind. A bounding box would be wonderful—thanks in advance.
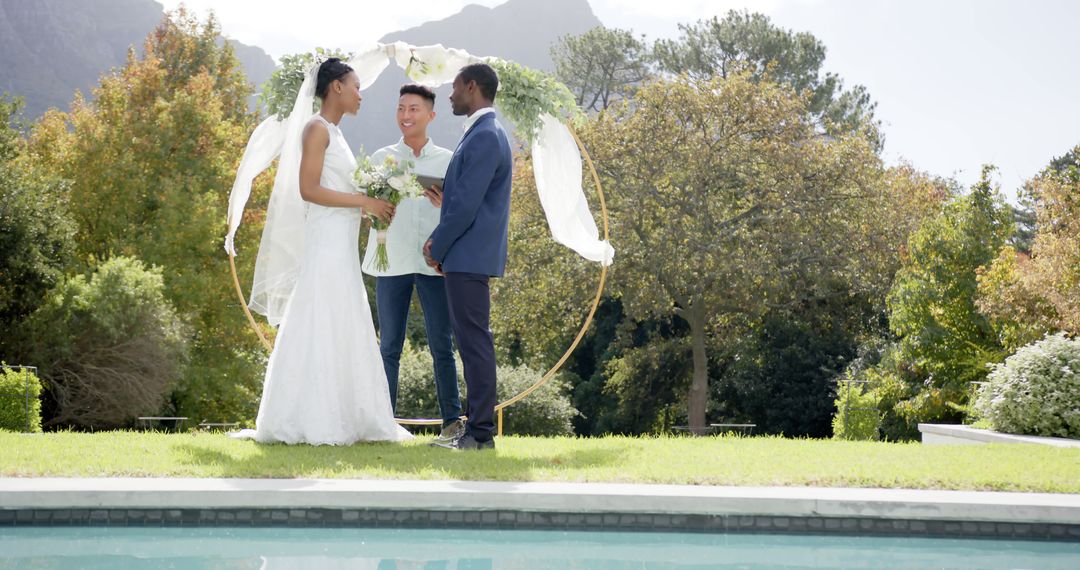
[434,433,495,451]
[430,419,465,446]
[452,433,496,450]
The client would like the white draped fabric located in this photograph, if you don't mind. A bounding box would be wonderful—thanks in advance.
[225,43,614,326]
[531,114,616,265]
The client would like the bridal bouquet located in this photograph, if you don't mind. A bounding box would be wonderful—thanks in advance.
[354,155,424,271]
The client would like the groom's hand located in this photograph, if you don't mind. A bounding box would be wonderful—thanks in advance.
[423,239,444,275]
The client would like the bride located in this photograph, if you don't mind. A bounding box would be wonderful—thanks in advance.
[233,58,413,445]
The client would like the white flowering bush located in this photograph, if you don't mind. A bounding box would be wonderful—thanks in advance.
[975,333,1080,438]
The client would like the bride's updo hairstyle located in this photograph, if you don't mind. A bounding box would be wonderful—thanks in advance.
[315,58,354,99]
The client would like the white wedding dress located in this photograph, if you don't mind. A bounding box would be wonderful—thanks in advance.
[233,115,412,445]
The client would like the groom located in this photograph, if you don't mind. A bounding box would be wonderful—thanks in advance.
[424,63,513,450]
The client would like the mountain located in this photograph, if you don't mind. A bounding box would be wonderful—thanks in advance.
[0,0,603,152]
[221,39,277,107]
[346,0,602,153]
[381,0,599,71]
[0,0,275,120]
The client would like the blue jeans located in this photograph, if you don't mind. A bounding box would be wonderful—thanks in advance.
[376,274,461,426]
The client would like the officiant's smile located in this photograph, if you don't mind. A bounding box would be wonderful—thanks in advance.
[397,91,435,144]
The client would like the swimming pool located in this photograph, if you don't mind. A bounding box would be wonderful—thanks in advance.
[2,527,1078,569]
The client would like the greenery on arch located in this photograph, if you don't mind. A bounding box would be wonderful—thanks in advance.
[260,47,354,120]
[487,59,583,143]
[258,47,583,144]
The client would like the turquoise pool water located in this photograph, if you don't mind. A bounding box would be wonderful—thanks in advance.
[2,527,1078,569]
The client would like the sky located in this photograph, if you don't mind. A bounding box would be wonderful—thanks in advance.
[158,0,1080,198]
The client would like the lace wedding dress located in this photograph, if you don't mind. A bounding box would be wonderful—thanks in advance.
[233,115,412,445]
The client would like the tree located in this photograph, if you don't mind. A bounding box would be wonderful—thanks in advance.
[1022,146,1080,333]
[1007,203,1037,255]
[580,73,881,433]
[1045,146,1080,175]
[883,166,1013,426]
[653,10,879,146]
[718,163,946,438]
[712,282,872,437]
[978,145,1080,338]
[0,94,22,161]
[24,9,270,424]
[550,26,651,113]
[515,15,932,436]
[976,246,1056,352]
[0,95,75,358]
[851,164,950,301]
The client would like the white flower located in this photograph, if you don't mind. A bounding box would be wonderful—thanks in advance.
[403,180,424,197]
[356,171,376,187]
[387,174,410,191]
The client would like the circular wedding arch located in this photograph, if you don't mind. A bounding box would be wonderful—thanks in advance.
[225,43,612,435]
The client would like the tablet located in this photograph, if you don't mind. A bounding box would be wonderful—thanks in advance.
[415,174,444,190]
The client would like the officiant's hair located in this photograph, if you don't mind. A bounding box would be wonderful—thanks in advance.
[458,63,498,101]
[315,58,354,99]
[400,84,436,106]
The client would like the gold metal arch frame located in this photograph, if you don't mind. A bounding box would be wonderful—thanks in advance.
[228,125,609,436]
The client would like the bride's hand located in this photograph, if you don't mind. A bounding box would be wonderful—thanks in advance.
[364,197,395,223]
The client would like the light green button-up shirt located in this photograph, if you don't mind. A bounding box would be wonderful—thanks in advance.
[361,138,452,277]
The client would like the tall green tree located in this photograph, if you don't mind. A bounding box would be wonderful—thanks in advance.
[653,10,879,146]
[581,73,881,433]
[884,166,1013,425]
[25,9,270,424]
[0,95,75,358]
[550,26,651,113]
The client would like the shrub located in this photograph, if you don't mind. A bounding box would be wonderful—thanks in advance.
[0,364,43,432]
[396,341,578,436]
[975,333,1080,438]
[852,342,931,441]
[495,364,578,436]
[19,256,188,428]
[395,340,447,421]
[831,377,882,441]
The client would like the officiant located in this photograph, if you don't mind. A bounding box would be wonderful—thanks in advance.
[362,83,464,444]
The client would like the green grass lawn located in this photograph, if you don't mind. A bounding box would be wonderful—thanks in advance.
[3,431,1079,493]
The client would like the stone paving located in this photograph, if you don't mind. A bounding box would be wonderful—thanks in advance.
[3,478,1079,540]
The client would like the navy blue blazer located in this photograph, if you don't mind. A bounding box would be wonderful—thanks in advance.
[428,111,513,277]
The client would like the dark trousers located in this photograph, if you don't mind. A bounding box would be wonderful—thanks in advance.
[444,272,497,442]
[376,274,461,426]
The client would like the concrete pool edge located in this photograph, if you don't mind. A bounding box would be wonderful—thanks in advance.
[2,478,1079,540]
